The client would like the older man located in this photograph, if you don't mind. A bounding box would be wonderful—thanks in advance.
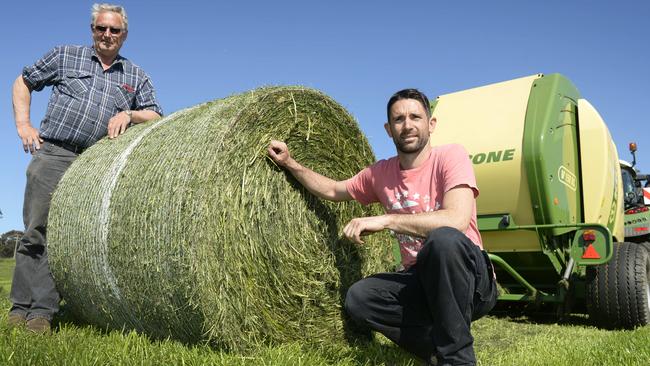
[268,89,496,365]
[9,3,162,333]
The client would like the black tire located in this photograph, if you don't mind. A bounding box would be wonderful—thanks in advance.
[641,242,650,253]
[586,242,650,329]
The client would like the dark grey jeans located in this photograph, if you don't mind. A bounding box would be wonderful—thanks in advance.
[345,227,498,366]
[10,142,78,321]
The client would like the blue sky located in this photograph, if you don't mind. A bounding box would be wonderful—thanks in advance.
[1,0,648,233]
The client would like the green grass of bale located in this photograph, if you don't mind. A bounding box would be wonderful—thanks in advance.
[3,258,650,365]
[47,87,395,350]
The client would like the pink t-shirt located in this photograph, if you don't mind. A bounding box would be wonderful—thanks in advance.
[345,144,482,269]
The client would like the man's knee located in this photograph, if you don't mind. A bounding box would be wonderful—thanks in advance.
[419,226,466,260]
[344,281,368,322]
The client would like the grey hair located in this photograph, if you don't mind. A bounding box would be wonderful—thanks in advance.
[91,3,128,30]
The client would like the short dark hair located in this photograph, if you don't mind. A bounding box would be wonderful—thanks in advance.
[386,88,431,122]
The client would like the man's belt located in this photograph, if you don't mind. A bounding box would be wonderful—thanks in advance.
[43,139,86,154]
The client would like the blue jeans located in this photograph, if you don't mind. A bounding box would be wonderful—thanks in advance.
[10,142,78,321]
[345,227,497,366]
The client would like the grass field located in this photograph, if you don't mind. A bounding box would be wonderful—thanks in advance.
[1,258,649,365]
[0,258,13,294]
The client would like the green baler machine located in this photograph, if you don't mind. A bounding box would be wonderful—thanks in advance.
[430,74,650,329]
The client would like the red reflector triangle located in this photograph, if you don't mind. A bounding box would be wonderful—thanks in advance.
[582,244,601,259]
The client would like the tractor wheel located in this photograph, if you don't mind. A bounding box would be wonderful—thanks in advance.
[586,242,650,329]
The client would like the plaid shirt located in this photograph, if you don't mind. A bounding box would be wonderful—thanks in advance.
[22,45,163,148]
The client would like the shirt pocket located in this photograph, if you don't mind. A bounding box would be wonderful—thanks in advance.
[62,71,92,98]
[113,84,135,111]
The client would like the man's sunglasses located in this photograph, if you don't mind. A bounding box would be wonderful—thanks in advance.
[92,25,124,35]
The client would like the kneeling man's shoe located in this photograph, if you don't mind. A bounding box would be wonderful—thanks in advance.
[26,317,51,334]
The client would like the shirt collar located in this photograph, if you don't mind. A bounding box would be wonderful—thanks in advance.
[90,46,125,69]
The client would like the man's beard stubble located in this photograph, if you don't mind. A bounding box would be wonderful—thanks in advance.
[393,134,429,155]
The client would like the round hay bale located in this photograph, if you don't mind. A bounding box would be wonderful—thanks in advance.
[48,86,394,350]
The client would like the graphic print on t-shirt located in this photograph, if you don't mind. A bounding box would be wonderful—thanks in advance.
[386,188,441,266]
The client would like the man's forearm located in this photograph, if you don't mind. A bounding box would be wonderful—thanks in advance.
[130,109,160,124]
[268,139,352,202]
[384,187,475,238]
[384,209,470,238]
[342,208,470,245]
[284,158,350,202]
[13,76,32,126]
[13,75,44,153]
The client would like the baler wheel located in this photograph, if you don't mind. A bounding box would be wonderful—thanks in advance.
[586,242,650,329]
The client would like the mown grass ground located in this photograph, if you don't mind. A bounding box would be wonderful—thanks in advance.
[1,258,649,365]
